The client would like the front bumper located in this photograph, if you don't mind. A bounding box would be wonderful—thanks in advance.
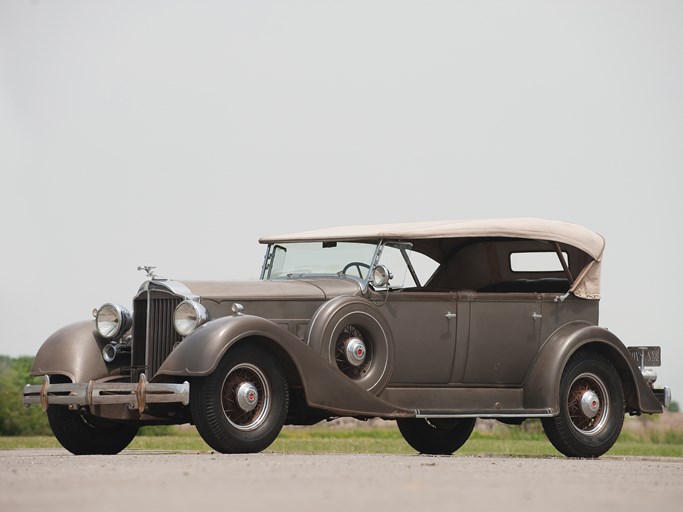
[23,374,190,414]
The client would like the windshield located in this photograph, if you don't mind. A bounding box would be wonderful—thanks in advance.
[262,241,378,279]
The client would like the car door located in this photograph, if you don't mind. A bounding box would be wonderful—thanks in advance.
[458,291,542,385]
[380,290,458,384]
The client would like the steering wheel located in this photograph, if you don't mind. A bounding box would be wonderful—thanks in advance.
[341,261,371,278]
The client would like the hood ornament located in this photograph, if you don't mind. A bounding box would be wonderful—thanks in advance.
[137,266,158,279]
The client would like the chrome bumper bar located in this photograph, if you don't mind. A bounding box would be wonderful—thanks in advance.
[23,374,190,414]
[653,386,672,408]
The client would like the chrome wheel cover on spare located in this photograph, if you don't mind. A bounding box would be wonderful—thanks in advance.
[221,363,271,431]
[335,324,373,379]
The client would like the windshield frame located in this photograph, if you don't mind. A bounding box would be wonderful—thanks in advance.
[260,240,383,282]
[260,239,430,291]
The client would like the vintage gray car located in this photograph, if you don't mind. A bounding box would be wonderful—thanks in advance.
[24,218,670,457]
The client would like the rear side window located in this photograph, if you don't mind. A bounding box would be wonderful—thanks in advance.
[510,251,568,273]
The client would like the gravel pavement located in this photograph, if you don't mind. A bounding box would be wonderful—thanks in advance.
[1,450,682,512]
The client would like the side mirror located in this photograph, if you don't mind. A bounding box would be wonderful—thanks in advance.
[371,265,393,288]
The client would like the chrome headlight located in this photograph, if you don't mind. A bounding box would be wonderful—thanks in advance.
[371,264,393,288]
[174,300,209,336]
[95,303,132,339]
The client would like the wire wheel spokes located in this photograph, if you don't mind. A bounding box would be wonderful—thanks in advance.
[221,363,270,431]
[567,372,610,436]
[335,325,372,379]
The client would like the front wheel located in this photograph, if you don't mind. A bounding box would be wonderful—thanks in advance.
[542,351,624,458]
[47,405,138,455]
[191,344,289,454]
[397,417,476,455]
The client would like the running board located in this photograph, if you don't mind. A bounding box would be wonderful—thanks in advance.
[381,386,555,417]
[415,409,553,419]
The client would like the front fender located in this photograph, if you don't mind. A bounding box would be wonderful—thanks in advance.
[156,315,411,418]
[30,320,118,382]
[156,315,294,377]
[524,322,663,414]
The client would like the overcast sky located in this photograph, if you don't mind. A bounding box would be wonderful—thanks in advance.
[1,1,681,398]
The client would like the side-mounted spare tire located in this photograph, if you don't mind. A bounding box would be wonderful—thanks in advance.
[306,296,394,394]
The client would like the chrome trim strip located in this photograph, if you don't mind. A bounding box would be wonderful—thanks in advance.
[415,410,554,419]
[145,287,152,375]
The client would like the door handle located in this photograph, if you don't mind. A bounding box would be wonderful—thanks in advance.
[532,313,542,321]
[445,312,457,320]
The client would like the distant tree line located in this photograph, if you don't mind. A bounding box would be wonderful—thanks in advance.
[0,356,51,435]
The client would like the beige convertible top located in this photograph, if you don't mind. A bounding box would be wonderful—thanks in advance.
[261,218,605,260]
[261,218,605,299]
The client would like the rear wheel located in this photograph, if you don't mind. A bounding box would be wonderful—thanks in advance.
[397,417,476,455]
[191,344,289,454]
[47,405,138,455]
[542,351,624,458]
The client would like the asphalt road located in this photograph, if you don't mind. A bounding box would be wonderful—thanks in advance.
[1,450,682,512]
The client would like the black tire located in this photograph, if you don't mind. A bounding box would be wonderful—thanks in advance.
[191,344,289,454]
[47,405,138,455]
[397,417,476,455]
[542,351,624,458]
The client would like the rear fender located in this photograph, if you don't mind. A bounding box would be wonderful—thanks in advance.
[524,322,663,414]
[156,315,411,417]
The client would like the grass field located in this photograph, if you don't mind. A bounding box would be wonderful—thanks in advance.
[2,419,682,457]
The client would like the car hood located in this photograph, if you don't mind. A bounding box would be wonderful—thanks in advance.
[174,277,362,302]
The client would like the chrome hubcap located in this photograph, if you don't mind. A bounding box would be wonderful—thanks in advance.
[335,325,372,380]
[345,337,366,367]
[580,390,601,418]
[236,382,259,412]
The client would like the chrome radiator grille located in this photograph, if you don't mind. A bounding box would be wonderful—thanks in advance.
[132,293,183,378]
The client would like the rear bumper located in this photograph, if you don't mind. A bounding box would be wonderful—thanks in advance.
[23,374,190,414]
[652,386,672,408]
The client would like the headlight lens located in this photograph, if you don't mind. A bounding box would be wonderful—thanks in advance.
[371,265,392,288]
[174,300,209,336]
[96,303,132,339]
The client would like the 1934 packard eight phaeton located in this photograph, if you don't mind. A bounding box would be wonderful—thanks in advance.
[24,218,670,457]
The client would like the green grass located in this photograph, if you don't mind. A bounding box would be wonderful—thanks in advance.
[2,422,682,457]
